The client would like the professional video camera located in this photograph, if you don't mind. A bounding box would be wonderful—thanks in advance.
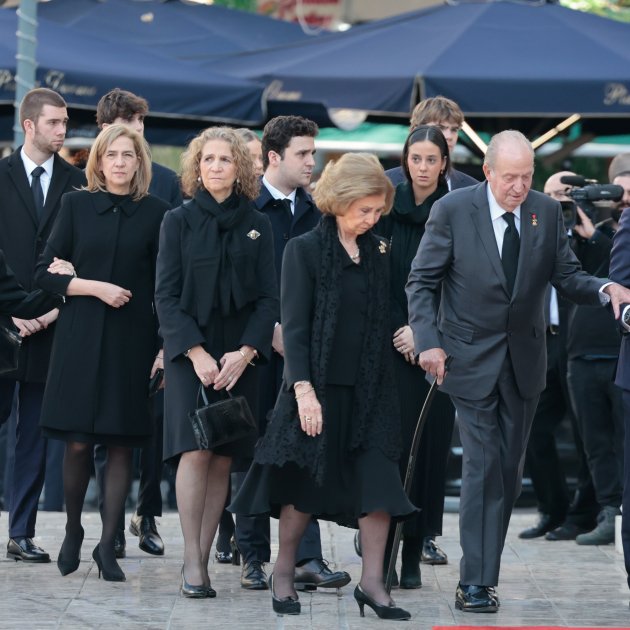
[559,175,623,229]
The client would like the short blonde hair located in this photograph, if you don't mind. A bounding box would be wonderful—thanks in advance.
[180,126,259,200]
[85,125,151,201]
[313,153,394,217]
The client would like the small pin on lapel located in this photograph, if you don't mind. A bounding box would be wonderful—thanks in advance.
[378,240,388,254]
[247,229,260,240]
[531,213,538,227]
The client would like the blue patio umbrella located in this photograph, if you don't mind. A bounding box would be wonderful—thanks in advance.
[213,1,630,133]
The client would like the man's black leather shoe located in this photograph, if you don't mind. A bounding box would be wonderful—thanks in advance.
[129,512,164,556]
[114,530,126,559]
[455,583,499,613]
[7,537,51,563]
[294,558,351,590]
[545,522,590,541]
[518,513,563,539]
[421,537,448,565]
[241,560,269,590]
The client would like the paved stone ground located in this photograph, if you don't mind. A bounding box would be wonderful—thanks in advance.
[0,507,628,629]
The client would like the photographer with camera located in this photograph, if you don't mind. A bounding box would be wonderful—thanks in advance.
[561,173,624,546]
[519,172,600,542]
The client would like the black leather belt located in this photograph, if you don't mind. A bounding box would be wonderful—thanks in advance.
[547,324,559,336]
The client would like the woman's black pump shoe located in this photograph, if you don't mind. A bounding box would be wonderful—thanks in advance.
[57,526,84,576]
[353,584,410,620]
[269,574,300,615]
[92,544,126,582]
[181,566,209,598]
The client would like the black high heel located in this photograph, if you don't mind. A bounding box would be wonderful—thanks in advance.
[92,544,126,582]
[230,536,241,566]
[57,526,84,576]
[181,565,209,598]
[269,574,300,615]
[353,584,410,620]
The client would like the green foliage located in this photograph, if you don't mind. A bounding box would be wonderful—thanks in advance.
[560,0,630,22]
[211,0,257,11]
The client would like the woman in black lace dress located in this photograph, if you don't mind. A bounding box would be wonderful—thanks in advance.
[232,153,415,621]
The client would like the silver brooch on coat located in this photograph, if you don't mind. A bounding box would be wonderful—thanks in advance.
[247,230,261,240]
[378,240,388,254]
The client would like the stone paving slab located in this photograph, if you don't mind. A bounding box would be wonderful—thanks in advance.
[0,509,628,629]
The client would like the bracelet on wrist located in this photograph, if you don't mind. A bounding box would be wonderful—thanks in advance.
[239,349,255,367]
[295,387,314,399]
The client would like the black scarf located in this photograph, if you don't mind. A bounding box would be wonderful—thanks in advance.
[192,188,252,317]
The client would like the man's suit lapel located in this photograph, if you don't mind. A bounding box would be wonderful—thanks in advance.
[469,183,510,297]
[39,154,72,236]
[7,149,39,227]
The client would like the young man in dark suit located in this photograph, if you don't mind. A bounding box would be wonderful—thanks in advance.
[386,95,478,192]
[94,88,183,559]
[0,88,85,562]
[407,130,630,613]
[235,116,350,593]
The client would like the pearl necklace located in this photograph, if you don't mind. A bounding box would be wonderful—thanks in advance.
[338,232,360,261]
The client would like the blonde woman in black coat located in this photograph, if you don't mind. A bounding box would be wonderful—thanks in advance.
[155,127,278,599]
[36,125,169,583]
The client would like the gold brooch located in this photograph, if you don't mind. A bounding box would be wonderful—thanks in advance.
[378,240,388,254]
[247,230,260,240]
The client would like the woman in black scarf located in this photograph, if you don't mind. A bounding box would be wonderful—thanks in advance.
[376,125,456,588]
[232,153,415,621]
[155,127,278,598]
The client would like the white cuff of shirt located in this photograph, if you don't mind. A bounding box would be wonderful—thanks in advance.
[622,305,630,333]
[599,281,613,306]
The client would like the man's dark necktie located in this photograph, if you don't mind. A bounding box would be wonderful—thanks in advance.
[31,166,45,218]
[280,198,292,215]
[501,211,520,295]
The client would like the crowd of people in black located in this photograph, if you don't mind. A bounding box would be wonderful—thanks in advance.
[1,86,630,621]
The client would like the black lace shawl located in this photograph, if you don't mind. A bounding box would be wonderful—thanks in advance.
[254,215,402,485]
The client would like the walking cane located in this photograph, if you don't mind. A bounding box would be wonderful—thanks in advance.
[385,354,453,594]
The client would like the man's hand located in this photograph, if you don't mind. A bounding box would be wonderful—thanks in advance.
[603,282,630,319]
[272,324,284,357]
[419,347,448,385]
[573,207,595,240]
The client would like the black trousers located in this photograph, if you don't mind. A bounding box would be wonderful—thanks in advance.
[620,390,630,590]
[524,333,598,526]
[567,357,624,508]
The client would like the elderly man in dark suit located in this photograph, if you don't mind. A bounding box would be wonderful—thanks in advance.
[0,88,85,562]
[386,95,477,194]
[406,130,630,613]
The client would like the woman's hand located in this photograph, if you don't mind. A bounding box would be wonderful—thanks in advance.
[188,346,220,387]
[95,282,132,308]
[393,325,416,364]
[47,257,76,276]
[214,350,248,392]
[296,389,323,437]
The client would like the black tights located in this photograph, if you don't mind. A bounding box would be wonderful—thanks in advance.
[63,442,132,572]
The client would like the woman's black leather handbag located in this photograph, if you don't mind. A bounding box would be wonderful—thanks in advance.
[0,323,22,375]
[189,384,257,450]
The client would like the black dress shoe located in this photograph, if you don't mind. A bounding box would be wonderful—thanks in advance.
[545,522,590,541]
[421,536,448,565]
[7,538,51,563]
[294,558,351,590]
[455,583,499,613]
[114,530,126,559]
[241,560,269,590]
[518,513,563,539]
[129,512,164,556]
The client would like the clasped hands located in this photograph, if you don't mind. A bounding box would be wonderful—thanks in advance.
[189,345,256,392]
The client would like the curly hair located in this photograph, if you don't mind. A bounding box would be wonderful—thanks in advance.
[313,153,394,217]
[180,127,259,200]
[84,125,151,201]
[96,88,149,128]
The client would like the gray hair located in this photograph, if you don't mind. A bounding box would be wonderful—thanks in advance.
[484,130,534,170]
